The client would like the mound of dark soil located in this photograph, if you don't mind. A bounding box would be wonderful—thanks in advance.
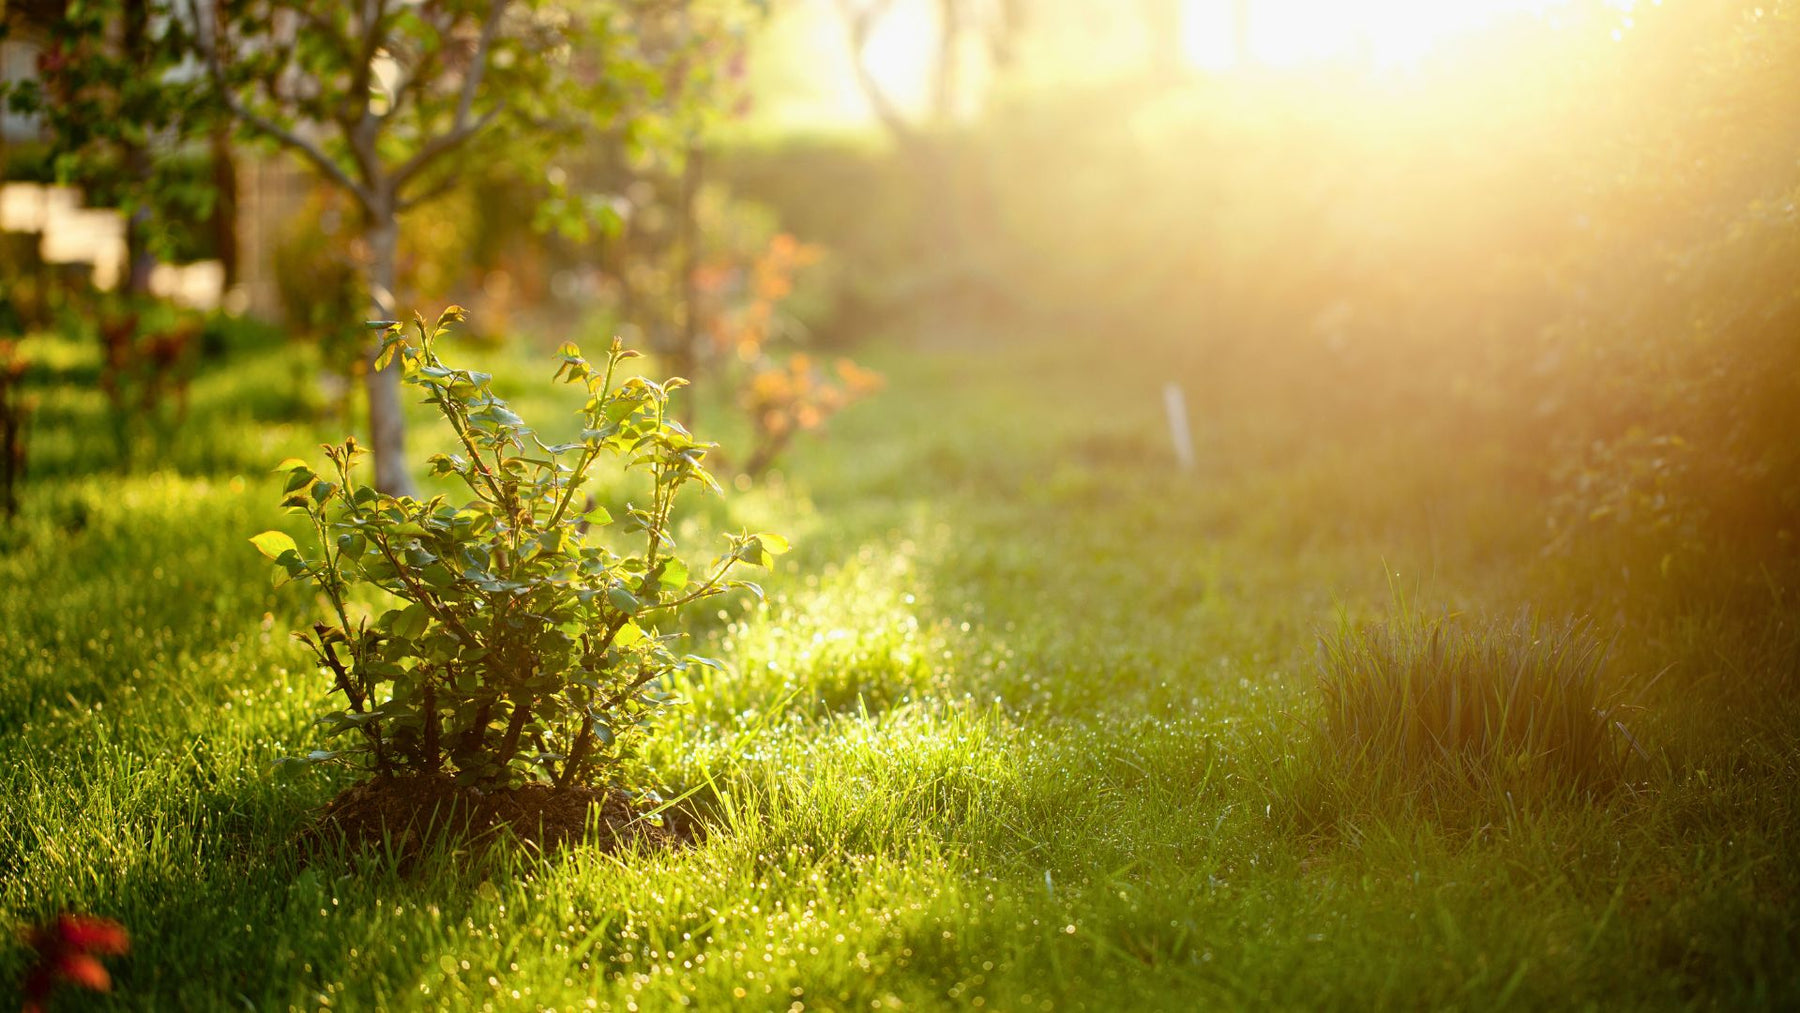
[300,775,690,866]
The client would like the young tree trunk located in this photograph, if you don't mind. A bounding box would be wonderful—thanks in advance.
[210,127,240,289]
[555,713,595,791]
[673,142,703,392]
[121,0,155,296]
[209,0,239,290]
[496,699,532,773]
[124,177,157,296]
[421,675,441,773]
[364,207,416,496]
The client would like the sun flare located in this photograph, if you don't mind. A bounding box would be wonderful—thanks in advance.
[1180,0,1583,70]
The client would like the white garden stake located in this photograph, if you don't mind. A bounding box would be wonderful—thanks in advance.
[1164,382,1195,472]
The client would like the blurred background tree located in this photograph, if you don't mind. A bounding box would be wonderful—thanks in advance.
[190,0,761,494]
[1,0,220,296]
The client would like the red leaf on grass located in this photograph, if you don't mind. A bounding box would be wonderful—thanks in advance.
[56,915,130,954]
[19,912,129,1009]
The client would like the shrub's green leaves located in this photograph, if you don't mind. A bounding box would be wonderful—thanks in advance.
[420,632,461,663]
[373,333,408,373]
[656,557,690,591]
[689,463,725,495]
[739,533,790,567]
[274,549,308,578]
[608,586,641,615]
[428,453,467,476]
[283,468,316,494]
[435,305,468,334]
[390,602,430,640]
[250,531,298,560]
[270,757,310,781]
[470,405,525,429]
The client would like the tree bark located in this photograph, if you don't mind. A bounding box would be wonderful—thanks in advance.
[555,713,594,791]
[673,142,703,390]
[122,0,155,296]
[495,699,532,772]
[210,127,240,289]
[124,185,156,296]
[421,674,441,773]
[210,0,239,289]
[364,205,416,496]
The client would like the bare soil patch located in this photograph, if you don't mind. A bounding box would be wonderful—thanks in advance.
[299,775,693,866]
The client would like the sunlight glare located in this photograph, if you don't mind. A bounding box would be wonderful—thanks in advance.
[859,1,938,115]
[1180,0,1571,70]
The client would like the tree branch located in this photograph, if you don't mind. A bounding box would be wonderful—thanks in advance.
[381,28,447,126]
[456,1,507,129]
[343,0,393,186]
[293,5,352,59]
[393,103,504,192]
[835,0,920,148]
[391,0,509,192]
[396,167,464,212]
[187,0,370,207]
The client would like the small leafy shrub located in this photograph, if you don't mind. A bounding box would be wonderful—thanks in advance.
[255,309,784,794]
[1289,609,1637,826]
[739,353,884,479]
[1545,430,1699,564]
[0,338,32,519]
[94,299,200,467]
[700,232,824,362]
[698,234,882,478]
[272,189,365,406]
[0,233,50,336]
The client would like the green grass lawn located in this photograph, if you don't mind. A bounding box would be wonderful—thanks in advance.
[2,323,1795,1010]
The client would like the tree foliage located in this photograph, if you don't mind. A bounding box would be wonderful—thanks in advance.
[2,0,219,290]
[190,0,762,494]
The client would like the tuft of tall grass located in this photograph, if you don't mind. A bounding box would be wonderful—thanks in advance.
[1287,608,1636,827]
